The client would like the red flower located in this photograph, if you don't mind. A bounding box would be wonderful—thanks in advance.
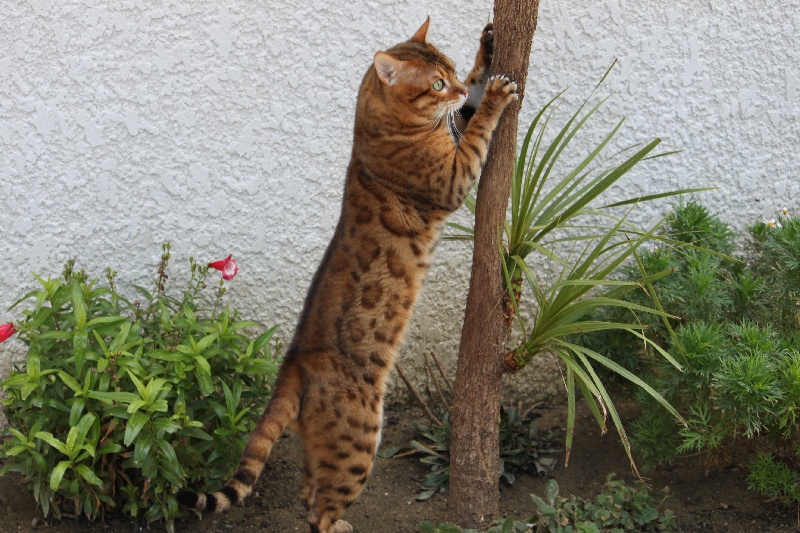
[208,254,239,281]
[0,323,15,343]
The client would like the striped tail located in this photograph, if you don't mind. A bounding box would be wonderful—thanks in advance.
[176,366,301,513]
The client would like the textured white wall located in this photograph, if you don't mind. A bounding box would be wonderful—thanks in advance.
[1,1,798,403]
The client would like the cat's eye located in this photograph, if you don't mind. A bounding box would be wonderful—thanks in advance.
[432,79,445,91]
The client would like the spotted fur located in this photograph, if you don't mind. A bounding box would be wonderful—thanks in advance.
[177,19,516,533]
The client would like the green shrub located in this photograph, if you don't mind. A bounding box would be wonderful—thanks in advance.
[0,246,279,525]
[664,197,733,254]
[578,202,800,505]
[750,214,800,333]
[571,201,736,377]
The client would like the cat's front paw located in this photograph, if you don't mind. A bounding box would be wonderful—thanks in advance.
[479,23,494,68]
[485,74,518,108]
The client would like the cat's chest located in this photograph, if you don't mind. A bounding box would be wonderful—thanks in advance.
[333,197,442,319]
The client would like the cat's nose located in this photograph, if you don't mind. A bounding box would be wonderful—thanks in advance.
[462,87,469,97]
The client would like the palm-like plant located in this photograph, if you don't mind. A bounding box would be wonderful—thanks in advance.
[450,66,711,469]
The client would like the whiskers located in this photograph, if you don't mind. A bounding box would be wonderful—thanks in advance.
[425,101,465,142]
[448,107,465,143]
[426,107,449,135]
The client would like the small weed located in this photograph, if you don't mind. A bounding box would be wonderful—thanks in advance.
[392,354,558,500]
[529,476,675,532]
[418,475,674,532]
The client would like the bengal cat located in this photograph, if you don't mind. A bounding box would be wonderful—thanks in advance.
[177,18,517,533]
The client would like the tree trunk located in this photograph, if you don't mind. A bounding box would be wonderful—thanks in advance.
[448,0,540,527]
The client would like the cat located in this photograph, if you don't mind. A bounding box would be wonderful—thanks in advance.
[177,18,517,533]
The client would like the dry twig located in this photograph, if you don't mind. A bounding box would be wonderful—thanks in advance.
[395,363,442,427]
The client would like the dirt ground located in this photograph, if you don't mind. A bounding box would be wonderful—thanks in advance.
[1,401,798,533]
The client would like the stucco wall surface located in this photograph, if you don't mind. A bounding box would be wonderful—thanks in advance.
[1,1,798,405]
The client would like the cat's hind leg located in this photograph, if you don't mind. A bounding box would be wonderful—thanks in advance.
[299,441,318,511]
[301,402,380,532]
[303,428,376,533]
[301,444,359,533]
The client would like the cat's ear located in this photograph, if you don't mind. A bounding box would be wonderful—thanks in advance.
[409,17,430,44]
[374,52,403,85]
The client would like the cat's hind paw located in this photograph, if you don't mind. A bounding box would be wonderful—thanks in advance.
[331,519,354,533]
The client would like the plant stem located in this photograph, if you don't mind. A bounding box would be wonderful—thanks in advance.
[395,363,442,427]
[429,351,454,395]
[424,353,451,413]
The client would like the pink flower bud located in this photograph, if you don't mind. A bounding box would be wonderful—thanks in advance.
[0,323,15,343]
[208,254,239,281]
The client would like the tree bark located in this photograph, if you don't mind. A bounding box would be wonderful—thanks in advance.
[448,0,540,527]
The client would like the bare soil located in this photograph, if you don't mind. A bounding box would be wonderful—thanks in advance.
[1,401,797,533]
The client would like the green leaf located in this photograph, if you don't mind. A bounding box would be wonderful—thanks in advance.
[4,444,33,457]
[87,316,128,328]
[73,331,88,374]
[156,440,183,486]
[66,413,97,458]
[68,398,86,428]
[149,399,169,413]
[194,332,218,354]
[127,399,148,414]
[96,443,123,455]
[562,340,683,424]
[193,354,211,375]
[58,371,83,395]
[87,390,141,404]
[8,288,45,310]
[109,321,133,353]
[152,418,181,434]
[500,517,515,533]
[375,446,401,459]
[35,432,69,456]
[145,378,170,397]
[418,522,462,533]
[71,281,87,330]
[132,284,153,301]
[252,325,278,356]
[600,187,715,209]
[127,373,147,399]
[197,371,214,396]
[50,460,72,491]
[231,321,260,331]
[75,464,103,487]
[36,331,74,340]
[124,411,150,446]
[149,350,184,362]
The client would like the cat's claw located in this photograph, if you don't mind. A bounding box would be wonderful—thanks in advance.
[486,74,519,105]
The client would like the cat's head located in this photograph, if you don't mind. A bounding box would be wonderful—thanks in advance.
[369,19,467,126]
